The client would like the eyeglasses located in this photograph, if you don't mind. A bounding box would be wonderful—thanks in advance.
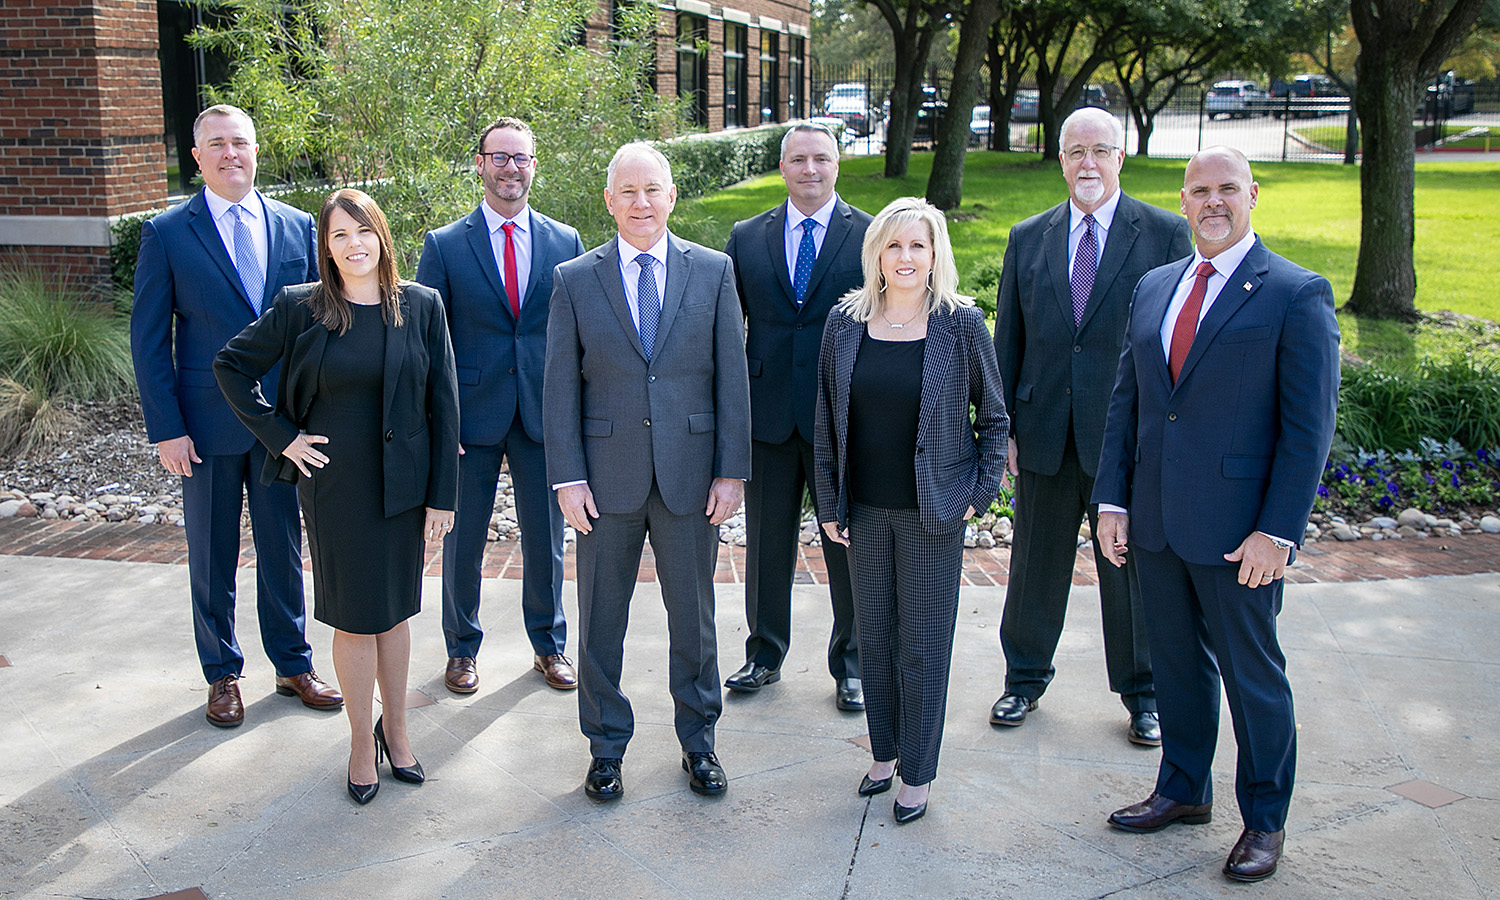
[1064,145,1120,163]
[482,152,534,168]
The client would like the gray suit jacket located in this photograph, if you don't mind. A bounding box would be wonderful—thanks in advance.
[543,233,752,517]
[814,305,1010,535]
[994,193,1191,478]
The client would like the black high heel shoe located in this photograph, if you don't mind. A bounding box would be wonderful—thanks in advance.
[374,715,425,785]
[858,761,898,797]
[347,762,379,805]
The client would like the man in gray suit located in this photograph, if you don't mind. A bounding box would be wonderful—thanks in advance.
[990,107,1191,744]
[544,142,751,801]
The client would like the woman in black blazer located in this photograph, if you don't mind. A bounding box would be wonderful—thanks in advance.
[215,189,459,805]
[813,197,1008,823]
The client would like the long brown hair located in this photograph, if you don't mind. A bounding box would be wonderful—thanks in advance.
[308,188,404,334]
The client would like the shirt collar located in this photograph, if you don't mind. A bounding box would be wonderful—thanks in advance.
[481,201,530,234]
[786,194,838,232]
[1069,188,1121,233]
[617,232,670,269]
[1193,229,1258,279]
[205,187,263,222]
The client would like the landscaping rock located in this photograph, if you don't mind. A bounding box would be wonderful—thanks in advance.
[1330,522,1360,541]
[1397,507,1427,529]
[1481,516,1500,534]
[0,499,24,517]
[1368,516,1398,529]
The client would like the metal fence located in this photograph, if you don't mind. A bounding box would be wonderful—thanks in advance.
[810,63,1499,163]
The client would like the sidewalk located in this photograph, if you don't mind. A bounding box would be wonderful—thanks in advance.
[1,529,1497,899]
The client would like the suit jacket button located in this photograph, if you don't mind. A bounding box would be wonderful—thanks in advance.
[795,323,804,330]
[648,375,656,382]
[509,367,517,374]
[384,429,394,441]
[1065,387,1072,395]
[643,418,651,427]
[1073,345,1082,353]
[1167,413,1177,421]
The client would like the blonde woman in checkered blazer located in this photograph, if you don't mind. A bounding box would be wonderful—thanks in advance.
[813,197,1009,824]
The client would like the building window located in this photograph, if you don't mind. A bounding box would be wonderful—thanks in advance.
[787,36,804,120]
[723,23,747,129]
[759,30,779,124]
[676,13,708,126]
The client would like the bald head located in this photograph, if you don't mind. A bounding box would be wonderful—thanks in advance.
[1181,145,1258,258]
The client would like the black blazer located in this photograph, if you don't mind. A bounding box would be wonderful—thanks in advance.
[813,304,1010,535]
[993,193,1191,477]
[213,282,461,518]
[726,197,872,444]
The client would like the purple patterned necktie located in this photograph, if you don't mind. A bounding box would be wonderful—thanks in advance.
[1071,213,1097,327]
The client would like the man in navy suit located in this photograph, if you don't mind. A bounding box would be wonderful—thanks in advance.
[131,104,341,728]
[723,123,871,711]
[416,118,585,695]
[990,108,1190,744]
[1093,146,1340,883]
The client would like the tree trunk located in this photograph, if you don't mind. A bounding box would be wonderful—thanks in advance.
[884,25,936,178]
[927,0,1001,209]
[1346,51,1419,322]
[1343,113,1359,165]
[1135,113,1154,158]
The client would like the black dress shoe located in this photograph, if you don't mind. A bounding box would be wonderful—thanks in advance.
[584,757,624,801]
[988,692,1038,726]
[1108,792,1213,833]
[374,715,425,785]
[347,762,379,805]
[682,751,727,796]
[836,678,865,711]
[1128,711,1162,747]
[724,662,780,693]
[893,799,927,824]
[857,764,896,797]
[1224,828,1284,882]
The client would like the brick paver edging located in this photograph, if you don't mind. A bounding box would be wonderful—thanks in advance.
[2,517,1496,584]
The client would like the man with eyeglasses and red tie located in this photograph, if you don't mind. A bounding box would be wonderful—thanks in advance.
[990,107,1190,745]
[416,117,586,697]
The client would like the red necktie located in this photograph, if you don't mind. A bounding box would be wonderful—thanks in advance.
[501,222,520,320]
[1168,261,1217,384]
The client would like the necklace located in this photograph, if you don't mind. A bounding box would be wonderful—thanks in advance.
[881,307,923,329]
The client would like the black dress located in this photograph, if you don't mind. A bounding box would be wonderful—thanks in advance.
[300,302,424,634]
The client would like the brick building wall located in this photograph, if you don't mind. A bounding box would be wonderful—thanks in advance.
[0,0,167,292]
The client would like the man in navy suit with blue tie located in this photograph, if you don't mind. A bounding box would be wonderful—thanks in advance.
[416,118,585,695]
[1093,147,1340,883]
[131,104,341,728]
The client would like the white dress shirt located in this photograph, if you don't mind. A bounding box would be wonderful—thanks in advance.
[1157,229,1258,361]
[783,194,838,283]
[615,232,670,330]
[1067,187,1121,278]
[480,201,533,305]
[203,187,268,287]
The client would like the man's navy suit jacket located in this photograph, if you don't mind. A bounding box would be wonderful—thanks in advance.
[415,205,585,446]
[131,189,317,455]
[1092,238,1340,565]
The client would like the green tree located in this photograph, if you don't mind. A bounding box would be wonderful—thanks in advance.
[1345,0,1487,321]
[1015,0,1129,160]
[189,0,676,265]
[863,0,962,177]
[926,0,1004,208]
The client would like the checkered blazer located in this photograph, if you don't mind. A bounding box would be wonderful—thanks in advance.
[813,304,1010,534]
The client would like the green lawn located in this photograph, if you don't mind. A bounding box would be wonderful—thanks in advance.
[1294,123,1497,151]
[675,152,1500,364]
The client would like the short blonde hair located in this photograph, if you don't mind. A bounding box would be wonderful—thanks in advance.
[838,197,972,323]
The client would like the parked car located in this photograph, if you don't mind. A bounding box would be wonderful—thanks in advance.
[1076,84,1107,109]
[1011,89,1040,123]
[1269,74,1346,118]
[1206,80,1268,119]
[1425,71,1476,118]
[913,86,947,145]
[969,105,992,146]
[823,83,879,136]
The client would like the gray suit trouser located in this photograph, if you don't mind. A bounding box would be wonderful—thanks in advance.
[576,481,722,759]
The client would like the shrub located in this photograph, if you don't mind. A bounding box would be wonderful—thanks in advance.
[110,209,167,294]
[657,125,795,199]
[1318,437,1499,517]
[1337,356,1500,454]
[0,269,136,452]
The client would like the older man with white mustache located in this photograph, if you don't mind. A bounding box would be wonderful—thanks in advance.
[990,106,1191,744]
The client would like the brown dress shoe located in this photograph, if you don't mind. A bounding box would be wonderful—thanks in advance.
[275,670,344,710]
[1224,828,1284,882]
[535,654,578,690]
[445,657,479,694]
[1108,792,1213,833]
[206,674,244,728]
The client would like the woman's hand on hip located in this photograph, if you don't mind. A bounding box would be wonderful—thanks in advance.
[281,433,330,478]
[425,508,455,543]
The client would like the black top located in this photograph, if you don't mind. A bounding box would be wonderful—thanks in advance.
[847,333,924,510]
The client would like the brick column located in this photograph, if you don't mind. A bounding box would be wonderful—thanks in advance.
[0,0,167,293]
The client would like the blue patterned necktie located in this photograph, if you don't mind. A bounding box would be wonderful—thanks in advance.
[1071,213,1097,327]
[792,218,817,306]
[231,204,264,314]
[635,252,659,362]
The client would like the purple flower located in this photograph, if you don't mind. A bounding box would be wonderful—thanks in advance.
[1442,459,1455,470]
[1376,495,1392,508]
[1317,485,1330,497]
[1386,481,1400,494]
[1451,473,1461,487]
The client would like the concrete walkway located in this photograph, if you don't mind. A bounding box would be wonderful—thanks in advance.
[1,552,1497,899]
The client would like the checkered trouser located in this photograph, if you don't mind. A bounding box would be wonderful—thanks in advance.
[847,503,965,787]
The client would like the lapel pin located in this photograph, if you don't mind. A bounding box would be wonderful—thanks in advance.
[1243,282,1253,291]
